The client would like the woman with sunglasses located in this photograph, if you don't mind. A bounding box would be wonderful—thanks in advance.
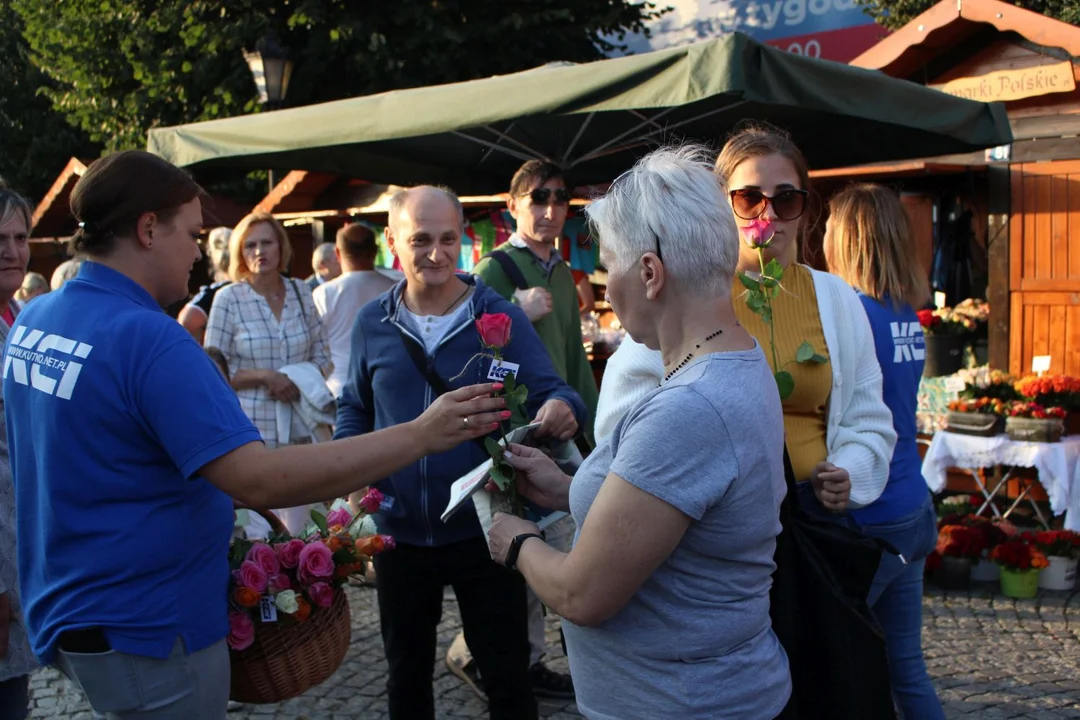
[598,129,894,518]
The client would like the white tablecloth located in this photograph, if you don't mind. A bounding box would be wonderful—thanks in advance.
[921,432,1080,530]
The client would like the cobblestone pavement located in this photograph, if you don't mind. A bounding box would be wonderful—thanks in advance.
[28,582,1080,719]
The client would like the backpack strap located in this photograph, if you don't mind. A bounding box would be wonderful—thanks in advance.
[485,249,530,291]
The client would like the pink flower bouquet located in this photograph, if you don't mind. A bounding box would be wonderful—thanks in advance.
[227,491,393,651]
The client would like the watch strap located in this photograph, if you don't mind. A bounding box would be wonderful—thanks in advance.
[506,532,544,571]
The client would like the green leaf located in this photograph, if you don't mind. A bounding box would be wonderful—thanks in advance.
[332,548,355,565]
[505,385,528,411]
[760,305,773,325]
[810,353,829,365]
[746,294,765,313]
[485,436,504,457]
[775,371,795,401]
[502,372,517,394]
[310,508,329,535]
[763,258,785,280]
[737,272,760,292]
[795,341,814,363]
[488,462,513,492]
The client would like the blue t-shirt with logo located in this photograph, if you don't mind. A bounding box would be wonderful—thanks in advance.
[850,292,931,525]
[3,262,262,664]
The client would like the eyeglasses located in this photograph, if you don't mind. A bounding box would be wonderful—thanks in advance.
[729,188,809,222]
[522,187,571,206]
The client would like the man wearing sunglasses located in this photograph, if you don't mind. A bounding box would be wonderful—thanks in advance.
[456,160,599,701]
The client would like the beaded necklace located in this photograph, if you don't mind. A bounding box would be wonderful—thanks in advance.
[663,328,726,383]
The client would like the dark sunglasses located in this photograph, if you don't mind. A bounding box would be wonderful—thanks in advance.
[729,188,809,222]
[522,187,571,206]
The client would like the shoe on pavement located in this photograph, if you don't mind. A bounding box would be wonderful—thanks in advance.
[530,661,575,699]
[445,633,485,699]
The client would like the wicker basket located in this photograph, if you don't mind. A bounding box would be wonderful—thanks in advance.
[945,411,1004,437]
[228,506,353,704]
[1005,416,1063,443]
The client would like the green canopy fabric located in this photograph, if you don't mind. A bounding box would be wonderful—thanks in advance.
[148,33,1012,194]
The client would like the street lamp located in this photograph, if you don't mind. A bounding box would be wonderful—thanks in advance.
[244,33,293,189]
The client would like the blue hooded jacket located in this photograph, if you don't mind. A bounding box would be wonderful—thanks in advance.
[334,275,586,547]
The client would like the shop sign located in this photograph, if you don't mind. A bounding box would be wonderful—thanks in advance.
[931,61,1076,103]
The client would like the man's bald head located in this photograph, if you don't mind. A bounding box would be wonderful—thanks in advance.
[387,186,464,237]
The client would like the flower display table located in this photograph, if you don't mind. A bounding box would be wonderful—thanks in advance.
[921,432,1080,530]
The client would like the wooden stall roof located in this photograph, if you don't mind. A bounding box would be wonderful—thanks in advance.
[852,0,1080,79]
[809,161,980,180]
[31,157,88,239]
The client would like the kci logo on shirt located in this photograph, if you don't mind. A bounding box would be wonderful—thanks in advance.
[890,321,925,364]
[3,327,94,400]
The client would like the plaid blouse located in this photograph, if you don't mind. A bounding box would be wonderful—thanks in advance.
[205,278,331,448]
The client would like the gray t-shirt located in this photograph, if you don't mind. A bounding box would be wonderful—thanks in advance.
[563,346,791,719]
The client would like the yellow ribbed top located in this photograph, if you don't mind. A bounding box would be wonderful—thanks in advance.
[733,264,832,482]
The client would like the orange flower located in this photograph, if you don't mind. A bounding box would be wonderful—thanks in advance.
[234,587,260,608]
[325,535,344,552]
[293,597,311,622]
[355,535,385,556]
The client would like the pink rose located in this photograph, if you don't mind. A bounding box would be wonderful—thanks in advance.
[245,543,280,576]
[380,534,396,551]
[326,507,352,528]
[298,542,335,584]
[476,313,512,349]
[227,611,255,651]
[238,560,268,593]
[741,218,775,249]
[358,488,385,515]
[276,539,306,569]
[269,573,292,592]
[308,582,334,609]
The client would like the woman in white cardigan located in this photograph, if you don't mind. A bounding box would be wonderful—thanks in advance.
[598,126,895,513]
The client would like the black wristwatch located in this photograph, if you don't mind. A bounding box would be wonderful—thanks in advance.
[506,532,544,572]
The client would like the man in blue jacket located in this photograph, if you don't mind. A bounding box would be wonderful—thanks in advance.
[335,186,585,720]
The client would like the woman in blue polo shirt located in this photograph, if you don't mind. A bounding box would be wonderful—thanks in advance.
[2,150,509,719]
[824,183,944,719]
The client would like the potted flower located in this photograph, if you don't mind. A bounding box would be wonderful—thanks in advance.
[1014,374,1080,435]
[937,514,1008,582]
[946,397,1008,437]
[918,307,974,377]
[1004,402,1066,443]
[227,493,394,703]
[1029,530,1080,590]
[929,524,987,590]
[990,539,1049,598]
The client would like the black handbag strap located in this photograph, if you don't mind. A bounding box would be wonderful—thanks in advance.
[399,329,489,454]
[289,278,308,323]
[486,250,530,291]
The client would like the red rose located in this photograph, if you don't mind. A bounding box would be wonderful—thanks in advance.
[476,313,512,350]
[916,309,936,328]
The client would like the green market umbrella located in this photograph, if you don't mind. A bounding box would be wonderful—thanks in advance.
[148,33,1012,194]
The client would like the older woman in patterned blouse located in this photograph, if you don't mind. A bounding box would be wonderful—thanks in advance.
[0,183,39,720]
[205,211,332,532]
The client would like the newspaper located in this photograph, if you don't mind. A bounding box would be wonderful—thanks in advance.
[441,424,584,541]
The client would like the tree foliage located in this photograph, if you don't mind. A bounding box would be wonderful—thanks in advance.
[13,0,667,156]
[857,0,1080,31]
[0,4,98,199]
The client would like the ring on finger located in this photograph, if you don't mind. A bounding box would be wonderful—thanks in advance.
[462,416,470,430]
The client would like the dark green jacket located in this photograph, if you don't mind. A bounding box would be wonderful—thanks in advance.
[474,245,599,446]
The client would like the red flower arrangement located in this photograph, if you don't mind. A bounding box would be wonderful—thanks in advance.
[936,525,987,559]
[1006,402,1067,420]
[226,492,393,651]
[1027,529,1080,559]
[990,540,1049,572]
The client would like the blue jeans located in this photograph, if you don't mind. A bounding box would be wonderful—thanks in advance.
[56,637,229,719]
[854,495,944,720]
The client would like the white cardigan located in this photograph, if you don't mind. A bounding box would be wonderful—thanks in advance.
[595,267,896,508]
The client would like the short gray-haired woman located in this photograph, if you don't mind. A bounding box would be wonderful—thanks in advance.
[487,146,791,719]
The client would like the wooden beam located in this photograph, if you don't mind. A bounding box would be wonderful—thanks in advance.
[986,165,1011,370]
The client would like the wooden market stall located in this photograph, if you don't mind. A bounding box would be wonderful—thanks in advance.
[848,0,1080,377]
[832,0,1080,520]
